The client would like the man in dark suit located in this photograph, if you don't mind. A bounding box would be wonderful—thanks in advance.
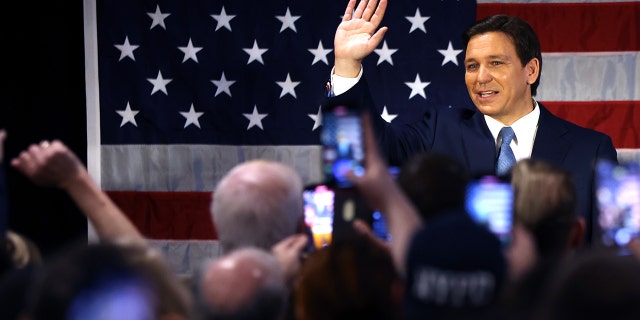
[325,0,617,244]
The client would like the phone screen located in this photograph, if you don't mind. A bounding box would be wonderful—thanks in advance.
[303,184,334,250]
[595,159,640,250]
[465,176,514,247]
[303,184,390,251]
[320,104,364,188]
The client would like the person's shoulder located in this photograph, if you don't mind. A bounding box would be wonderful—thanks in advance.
[425,103,480,121]
[539,103,612,140]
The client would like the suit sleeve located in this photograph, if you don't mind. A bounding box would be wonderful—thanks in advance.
[325,77,437,167]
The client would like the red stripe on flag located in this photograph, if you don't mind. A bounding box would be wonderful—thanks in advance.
[543,101,640,149]
[477,2,640,52]
[107,191,217,240]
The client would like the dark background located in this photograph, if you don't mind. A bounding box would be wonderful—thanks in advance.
[1,1,87,257]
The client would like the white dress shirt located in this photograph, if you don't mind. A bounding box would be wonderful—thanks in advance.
[484,102,540,161]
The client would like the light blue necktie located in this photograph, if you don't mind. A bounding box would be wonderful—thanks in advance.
[496,127,516,176]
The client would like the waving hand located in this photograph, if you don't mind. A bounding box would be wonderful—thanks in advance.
[334,0,389,77]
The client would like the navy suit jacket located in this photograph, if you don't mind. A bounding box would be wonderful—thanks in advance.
[327,77,618,245]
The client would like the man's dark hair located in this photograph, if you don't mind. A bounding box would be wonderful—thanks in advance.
[463,14,542,96]
[397,152,471,221]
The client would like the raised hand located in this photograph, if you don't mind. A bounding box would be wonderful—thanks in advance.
[271,233,308,287]
[12,139,144,241]
[334,0,388,77]
[345,112,421,276]
[11,140,84,190]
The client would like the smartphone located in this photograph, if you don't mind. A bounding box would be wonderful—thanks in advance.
[303,184,390,251]
[595,159,640,251]
[465,175,514,247]
[303,184,334,251]
[320,104,365,188]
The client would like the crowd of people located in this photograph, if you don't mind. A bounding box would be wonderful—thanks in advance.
[1,0,638,319]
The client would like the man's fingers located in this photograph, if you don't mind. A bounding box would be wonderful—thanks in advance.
[11,150,35,177]
[361,0,379,21]
[352,0,369,19]
[353,218,390,252]
[289,233,308,250]
[369,26,388,50]
[353,218,375,237]
[369,0,387,26]
[342,0,357,21]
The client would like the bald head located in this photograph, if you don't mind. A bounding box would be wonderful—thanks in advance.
[212,160,304,253]
[199,247,287,319]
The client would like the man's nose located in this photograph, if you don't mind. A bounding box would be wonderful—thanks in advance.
[477,65,492,84]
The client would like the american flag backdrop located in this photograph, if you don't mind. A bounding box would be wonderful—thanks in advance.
[84,0,639,275]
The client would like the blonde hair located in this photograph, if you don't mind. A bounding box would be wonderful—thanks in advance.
[5,230,42,268]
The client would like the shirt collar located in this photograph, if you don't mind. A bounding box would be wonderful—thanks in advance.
[484,100,540,145]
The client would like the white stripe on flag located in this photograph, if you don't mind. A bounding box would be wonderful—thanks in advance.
[101,144,322,191]
[538,52,639,101]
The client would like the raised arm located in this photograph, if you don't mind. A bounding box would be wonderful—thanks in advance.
[10,140,144,243]
[334,0,388,78]
[346,112,421,277]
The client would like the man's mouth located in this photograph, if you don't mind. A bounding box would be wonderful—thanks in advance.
[478,90,498,98]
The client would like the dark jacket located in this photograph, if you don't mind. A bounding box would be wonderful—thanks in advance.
[327,77,618,244]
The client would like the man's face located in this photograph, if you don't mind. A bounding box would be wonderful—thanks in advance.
[464,31,539,125]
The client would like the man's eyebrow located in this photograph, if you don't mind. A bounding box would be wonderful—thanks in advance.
[487,54,510,60]
[464,55,510,63]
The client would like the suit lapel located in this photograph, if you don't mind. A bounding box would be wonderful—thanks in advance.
[461,112,496,175]
[531,103,571,163]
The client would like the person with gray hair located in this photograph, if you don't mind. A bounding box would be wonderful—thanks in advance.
[195,247,288,320]
[211,160,305,254]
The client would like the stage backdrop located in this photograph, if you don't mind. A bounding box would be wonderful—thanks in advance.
[83,0,639,276]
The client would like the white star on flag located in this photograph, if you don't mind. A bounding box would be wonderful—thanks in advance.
[147,5,170,30]
[178,38,203,63]
[308,106,323,131]
[243,105,268,130]
[380,106,398,123]
[438,41,463,66]
[308,41,332,65]
[147,71,173,95]
[211,6,235,31]
[243,40,268,65]
[374,40,398,66]
[405,74,430,99]
[276,73,301,98]
[114,36,139,61]
[116,102,139,127]
[211,72,235,97]
[405,8,430,33]
[180,104,204,128]
[276,7,301,32]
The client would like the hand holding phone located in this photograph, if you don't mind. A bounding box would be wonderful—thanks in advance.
[303,184,390,251]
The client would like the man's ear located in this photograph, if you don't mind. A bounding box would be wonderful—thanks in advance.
[569,217,586,249]
[525,58,540,85]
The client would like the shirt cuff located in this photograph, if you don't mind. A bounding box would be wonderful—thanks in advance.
[329,67,363,96]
